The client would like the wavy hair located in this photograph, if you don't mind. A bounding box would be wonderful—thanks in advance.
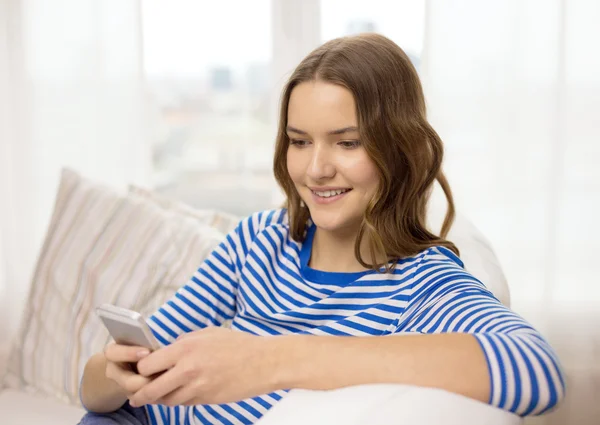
[273,33,459,271]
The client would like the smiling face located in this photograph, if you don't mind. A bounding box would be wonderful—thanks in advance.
[286,80,380,235]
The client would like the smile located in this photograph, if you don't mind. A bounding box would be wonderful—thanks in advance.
[309,188,352,204]
[312,188,350,198]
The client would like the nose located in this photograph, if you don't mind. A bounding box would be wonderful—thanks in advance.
[306,143,336,181]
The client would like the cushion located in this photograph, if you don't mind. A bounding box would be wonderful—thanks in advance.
[129,185,240,235]
[2,169,227,406]
[446,213,511,306]
[258,384,522,425]
[427,190,510,306]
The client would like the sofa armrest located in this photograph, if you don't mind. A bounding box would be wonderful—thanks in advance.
[258,384,522,425]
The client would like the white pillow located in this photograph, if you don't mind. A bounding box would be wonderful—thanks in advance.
[258,384,522,425]
[427,193,510,306]
[446,213,511,306]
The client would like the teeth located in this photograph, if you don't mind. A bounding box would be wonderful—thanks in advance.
[313,189,349,198]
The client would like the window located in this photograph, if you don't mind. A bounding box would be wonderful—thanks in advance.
[321,0,426,71]
[142,0,427,216]
[142,0,274,215]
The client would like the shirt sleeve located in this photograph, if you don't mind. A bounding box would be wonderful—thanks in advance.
[395,247,566,417]
[146,220,244,346]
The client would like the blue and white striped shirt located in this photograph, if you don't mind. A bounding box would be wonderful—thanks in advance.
[146,209,565,424]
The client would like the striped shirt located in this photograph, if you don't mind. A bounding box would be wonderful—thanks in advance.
[145,209,565,424]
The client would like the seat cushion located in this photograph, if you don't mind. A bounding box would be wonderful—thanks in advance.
[0,389,86,424]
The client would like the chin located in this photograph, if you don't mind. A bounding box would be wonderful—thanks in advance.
[308,208,360,233]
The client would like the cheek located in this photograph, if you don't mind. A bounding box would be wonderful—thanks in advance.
[342,157,380,193]
[286,150,302,183]
[363,166,380,193]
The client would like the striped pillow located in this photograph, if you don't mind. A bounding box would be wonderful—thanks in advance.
[3,169,227,406]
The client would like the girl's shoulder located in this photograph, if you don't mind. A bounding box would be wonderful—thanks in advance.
[231,208,290,243]
[242,208,289,232]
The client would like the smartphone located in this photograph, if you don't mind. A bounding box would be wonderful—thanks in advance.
[96,304,161,351]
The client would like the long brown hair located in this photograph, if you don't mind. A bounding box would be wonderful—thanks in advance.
[273,33,459,271]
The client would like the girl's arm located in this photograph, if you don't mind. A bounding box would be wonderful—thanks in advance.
[275,332,489,401]
[274,251,566,417]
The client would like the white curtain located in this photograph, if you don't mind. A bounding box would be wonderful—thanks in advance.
[0,0,151,339]
[422,0,600,317]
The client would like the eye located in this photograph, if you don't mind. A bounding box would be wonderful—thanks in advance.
[289,139,311,147]
[338,140,361,149]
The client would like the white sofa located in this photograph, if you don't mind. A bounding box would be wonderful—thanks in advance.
[0,171,520,425]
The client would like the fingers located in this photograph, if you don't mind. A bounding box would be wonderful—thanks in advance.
[129,365,189,407]
[103,343,155,401]
[105,360,152,395]
[136,343,179,377]
[104,342,150,363]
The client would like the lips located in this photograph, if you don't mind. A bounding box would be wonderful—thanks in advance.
[311,188,351,198]
[309,188,352,204]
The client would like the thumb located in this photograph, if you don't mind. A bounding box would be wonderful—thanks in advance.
[105,342,151,363]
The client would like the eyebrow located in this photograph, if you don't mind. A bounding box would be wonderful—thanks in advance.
[286,126,359,136]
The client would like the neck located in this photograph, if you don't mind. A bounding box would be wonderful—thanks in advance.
[309,226,384,273]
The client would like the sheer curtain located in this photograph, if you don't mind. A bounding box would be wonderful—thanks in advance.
[422,4,600,421]
[422,0,600,316]
[0,0,151,340]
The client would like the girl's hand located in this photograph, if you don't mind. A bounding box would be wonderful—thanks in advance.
[104,343,153,399]
[129,327,281,407]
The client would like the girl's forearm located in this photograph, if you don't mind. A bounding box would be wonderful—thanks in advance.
[273,333,490,403]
